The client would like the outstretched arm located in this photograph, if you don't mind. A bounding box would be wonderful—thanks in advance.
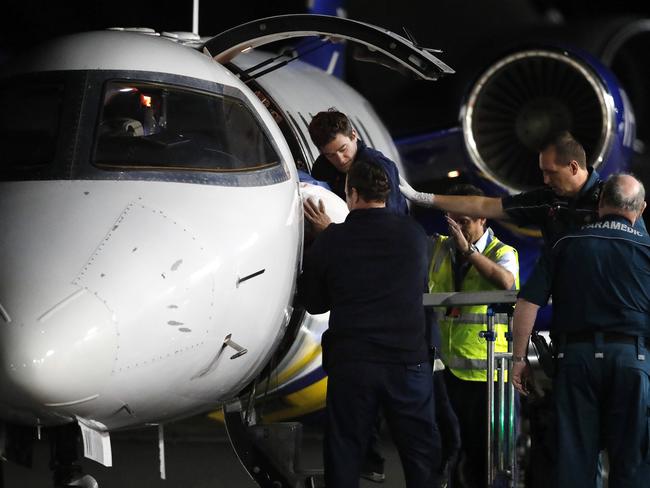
[399,176,507,220]
[511,298,540,396]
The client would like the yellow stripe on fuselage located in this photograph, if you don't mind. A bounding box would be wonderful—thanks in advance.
[261,376,328,423]
[208,376,328,423]
[208,338,325,423]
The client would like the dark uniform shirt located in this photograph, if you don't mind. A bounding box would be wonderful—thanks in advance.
[551,214,650,337]
[512,169,648,304]
[311,139,409,215]
[504,168,602,304]
[297,207,429,369]
[502,167,602,248]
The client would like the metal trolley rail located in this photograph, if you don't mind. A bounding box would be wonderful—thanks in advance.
[424,290,518,488]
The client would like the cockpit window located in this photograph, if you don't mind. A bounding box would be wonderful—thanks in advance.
[94,81,280,172]
[0,82,64,171]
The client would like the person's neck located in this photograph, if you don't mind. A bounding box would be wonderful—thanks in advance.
[468,228,486,246]
[567,169,589,197]
[599,207,637,225]
[351,201,386,210]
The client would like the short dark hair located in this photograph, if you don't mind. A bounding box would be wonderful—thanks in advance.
[540,131,587,169]
[601,173,645,212]
[345,157,390,203]
[446,183,484,197]
[308,109,354,148]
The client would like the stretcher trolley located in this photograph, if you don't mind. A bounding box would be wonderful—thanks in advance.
[424,290,518,488]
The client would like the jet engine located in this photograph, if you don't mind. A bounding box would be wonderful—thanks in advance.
[387,12,650,200]
[460,47,635,194]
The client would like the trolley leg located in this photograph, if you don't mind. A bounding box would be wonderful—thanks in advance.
[485,310,496,488]
[507,314,517,488]
[497,358,506,472]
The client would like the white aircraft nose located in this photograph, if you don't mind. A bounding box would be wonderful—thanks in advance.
[0,288,117,411]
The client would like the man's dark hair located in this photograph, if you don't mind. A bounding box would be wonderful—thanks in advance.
[447,183,485,197]
[540,131,587,169]
[601,173,646,212]
[308,109,354,148]
[345,157,390,203]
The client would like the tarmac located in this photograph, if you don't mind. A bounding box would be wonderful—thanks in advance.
[2,414,407,488]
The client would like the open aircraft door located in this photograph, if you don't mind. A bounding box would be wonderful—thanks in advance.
[202,14,454,80]
[198,15,455,488]
[202,14,455,172]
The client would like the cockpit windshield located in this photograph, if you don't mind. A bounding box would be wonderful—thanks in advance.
[94,81,280,173]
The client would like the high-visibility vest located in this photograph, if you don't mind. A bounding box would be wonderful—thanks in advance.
[429,229,519,381]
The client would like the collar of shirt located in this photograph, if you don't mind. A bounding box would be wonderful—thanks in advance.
[473,227,493,253]
[599,213,635,226]
[577,167,601,198]
[345,207,390,222]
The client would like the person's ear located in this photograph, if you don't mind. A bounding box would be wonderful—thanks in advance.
[569,160,580,175]
[350,187,360,204]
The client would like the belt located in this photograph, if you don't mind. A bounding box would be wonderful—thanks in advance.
[563,331,650,347]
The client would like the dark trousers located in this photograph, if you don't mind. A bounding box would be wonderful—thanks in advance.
[444,370,489,488]
[444,369,517,488]
[555,341,650,487]
[325,360,442,488]
[363,415,385,473]
[434,370,462,478]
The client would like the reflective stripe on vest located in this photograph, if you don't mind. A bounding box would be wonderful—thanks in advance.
[445,356,488,370]
[452,313,510,325]
[434,310,510,326]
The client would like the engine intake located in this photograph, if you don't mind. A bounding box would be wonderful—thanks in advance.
[461,49,623,193]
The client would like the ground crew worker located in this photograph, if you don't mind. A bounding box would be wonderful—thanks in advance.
[298,158,441,488]
[429,184,519,487]
[511,173,650,487]
[400,130,634,486]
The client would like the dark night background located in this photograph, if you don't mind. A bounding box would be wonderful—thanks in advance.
[3,0,650,137]
[1,5,650,485]
[4,0,650,234]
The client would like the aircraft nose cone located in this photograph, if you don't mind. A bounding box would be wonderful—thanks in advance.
[0,288,117,409]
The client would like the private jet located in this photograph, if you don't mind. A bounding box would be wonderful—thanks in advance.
[0,14,453,487]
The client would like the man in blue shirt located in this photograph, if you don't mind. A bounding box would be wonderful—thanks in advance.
[511,173,650,486]
[298,159,441,488]
[304,109,408,234]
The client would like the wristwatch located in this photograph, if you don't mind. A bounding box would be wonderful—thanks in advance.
[463,243,478,257]
[512,355,527,363]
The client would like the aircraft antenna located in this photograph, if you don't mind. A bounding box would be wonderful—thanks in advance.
[192,0,199,35]
[402,26,443,54]
[402,26,418,46]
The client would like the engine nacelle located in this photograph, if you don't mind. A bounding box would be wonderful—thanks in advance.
[460,48,636,193]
